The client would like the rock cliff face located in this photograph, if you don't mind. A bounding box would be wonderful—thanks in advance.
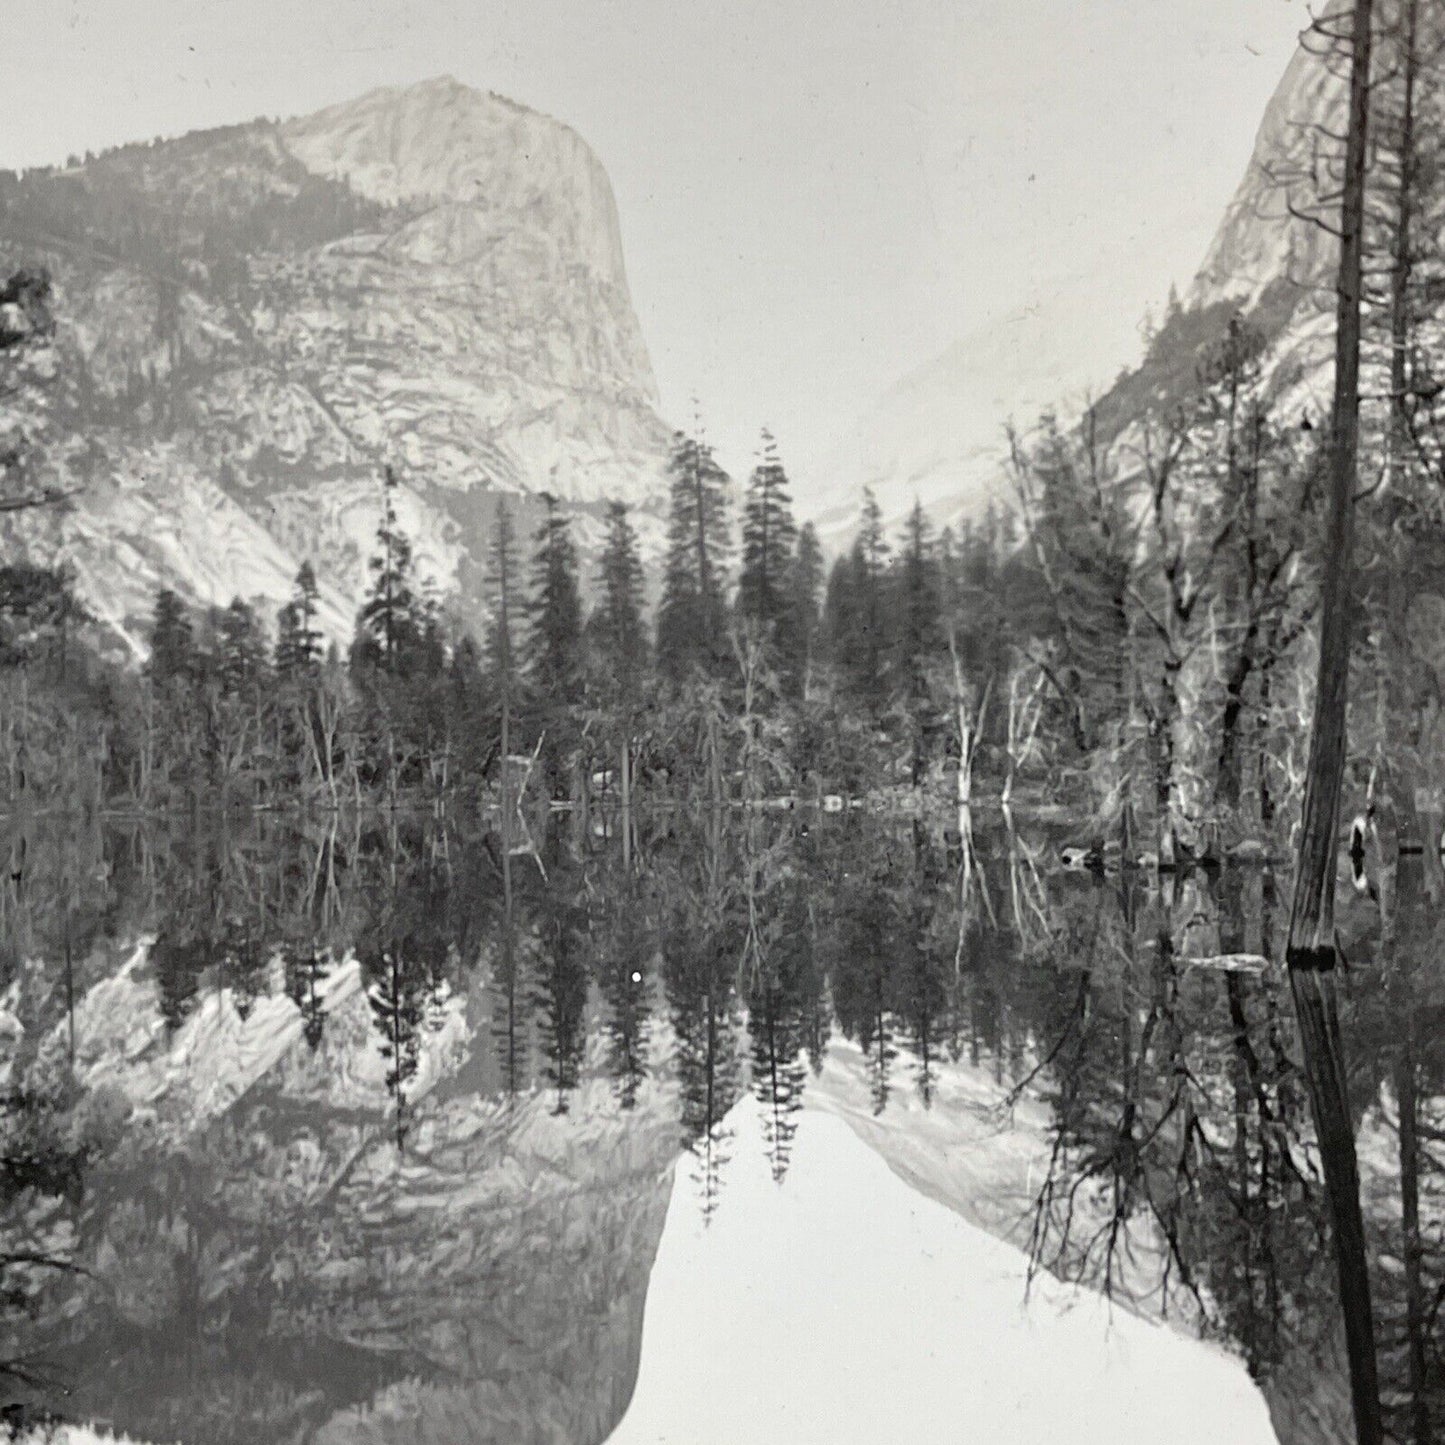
[1190,41,1347,310]
[0,77,671,647]
[805,20,1367,548]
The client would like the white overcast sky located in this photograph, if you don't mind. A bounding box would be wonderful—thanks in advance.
[4,0,1306,481]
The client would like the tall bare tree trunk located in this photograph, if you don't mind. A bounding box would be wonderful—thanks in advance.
[1284,3,1381,1441]
[621,735,633,870]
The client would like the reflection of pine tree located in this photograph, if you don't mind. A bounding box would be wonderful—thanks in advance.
[895,939,948,1108]
[151,930,206,1033]
[665,881,743,1222]
[889,827,954,1106]
[489,904,532,1102]
[597,886,652,1109]
[222,915,268,1022]
[862,983,896,1116]
[791,889,831,1076]
[360,934,427,1149]
[828,841,897,1115]
[747,961,808,1184]
[531,899,589,1115]
[282,943,331,1049]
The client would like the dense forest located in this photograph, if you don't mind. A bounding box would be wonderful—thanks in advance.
[0,284,1435,881]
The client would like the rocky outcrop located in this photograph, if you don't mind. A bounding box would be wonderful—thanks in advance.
[0,78,672,646]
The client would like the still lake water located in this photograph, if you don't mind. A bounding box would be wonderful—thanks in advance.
[0,810,1437,1444]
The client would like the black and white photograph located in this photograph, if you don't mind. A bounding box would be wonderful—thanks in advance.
[0,2,1435,1441]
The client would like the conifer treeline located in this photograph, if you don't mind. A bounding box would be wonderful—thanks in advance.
[3,284,1433,847]
[0,425,1028,814]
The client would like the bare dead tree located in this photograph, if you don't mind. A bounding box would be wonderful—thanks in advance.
[1284,2,1384,1441]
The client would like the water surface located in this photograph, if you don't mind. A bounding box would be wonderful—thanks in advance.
[0,812,1436,1443]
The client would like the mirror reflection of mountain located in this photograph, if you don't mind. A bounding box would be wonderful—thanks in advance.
[0,812,1439,1444]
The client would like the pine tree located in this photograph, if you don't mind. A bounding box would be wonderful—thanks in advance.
[487,498,519,690]
[736,428,798,642]
[889,499,943,711]
[657,427,732,682]
[275,561,323,677]
[149,588,193,687]
[447,632,490,777]
[525,495,585,794]
[787,521,825,694]
[353,466,423,676]
[217,597,268,697]
[821,550,857,669]
[488,496,521,809]
[589,499,649,716]
[825,487,890,708]
[525,494,584,705]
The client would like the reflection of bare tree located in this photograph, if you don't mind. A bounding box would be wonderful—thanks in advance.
[1367,852,1445,1444]
[1020,870,1333,1371]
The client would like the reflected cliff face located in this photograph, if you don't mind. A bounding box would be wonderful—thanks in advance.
[0,813,1440,1444]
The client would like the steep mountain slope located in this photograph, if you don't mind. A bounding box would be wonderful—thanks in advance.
[0,78,672,646]
[796,283,1150,549]
[1191,39,1346,310]
[801,22,1353,552]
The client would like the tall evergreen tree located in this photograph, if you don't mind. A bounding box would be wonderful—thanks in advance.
[488,496,521,812]
[275,561,323,678]
[217,597,268,697]
[824,487,890,708]
[525,495,585,794]
[149,588,193,687]
[525,494,584,705]
[889,499,943,706]
[736,429,798,641]
[590,498,650,717]
[487,498,519,689]
[782,521,826,697]
[656,427,732,682]
[446,632,491,778]
[353,466,423,676]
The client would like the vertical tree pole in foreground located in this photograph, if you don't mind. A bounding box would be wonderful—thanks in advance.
[1285,2,1380,1441]
[493,499,516,856]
